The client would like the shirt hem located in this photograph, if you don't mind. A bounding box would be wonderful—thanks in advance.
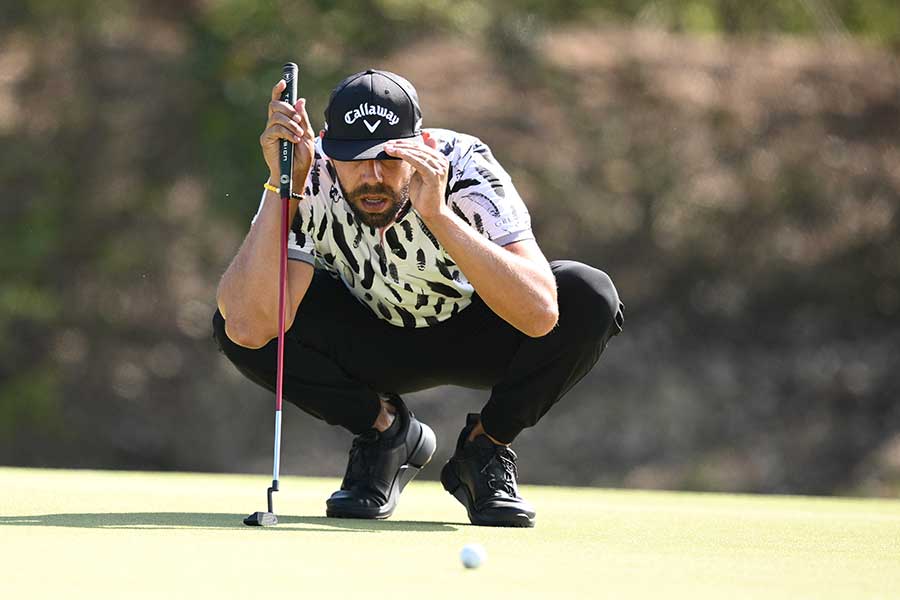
[494,230,535,247]
[287,249,316,265]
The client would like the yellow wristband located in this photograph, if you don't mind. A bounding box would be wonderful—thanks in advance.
[263,182,279,194]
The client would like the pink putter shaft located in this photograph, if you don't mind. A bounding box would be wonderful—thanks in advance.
[271,193,289,483]
[276,194,288,413]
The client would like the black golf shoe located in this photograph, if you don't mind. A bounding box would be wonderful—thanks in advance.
[326,394,436,519]
[440,414,536,527]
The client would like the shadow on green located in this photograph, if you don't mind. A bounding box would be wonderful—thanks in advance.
[0,513,462,532]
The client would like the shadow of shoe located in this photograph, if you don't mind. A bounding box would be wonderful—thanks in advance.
[0,512,464,532]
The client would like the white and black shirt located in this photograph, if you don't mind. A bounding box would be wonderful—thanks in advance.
[252,128,533,328]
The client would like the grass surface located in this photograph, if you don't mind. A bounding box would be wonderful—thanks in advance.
[2,467,899,599]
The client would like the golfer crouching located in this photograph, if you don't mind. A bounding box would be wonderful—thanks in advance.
[213,69,624,527]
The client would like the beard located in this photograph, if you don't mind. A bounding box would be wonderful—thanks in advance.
[342,181,410,228]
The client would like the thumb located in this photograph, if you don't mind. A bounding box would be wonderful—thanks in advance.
[271,78,287,101]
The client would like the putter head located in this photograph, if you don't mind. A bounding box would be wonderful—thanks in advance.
[243,511,278,527]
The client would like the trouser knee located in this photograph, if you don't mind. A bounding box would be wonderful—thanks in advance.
[212,309,267,374]
[212,309,233,355]
[550,260,624,343]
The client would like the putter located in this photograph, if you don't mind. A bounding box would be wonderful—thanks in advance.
[244,61,299,527]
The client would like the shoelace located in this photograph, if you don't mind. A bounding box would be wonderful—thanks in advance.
[480,447,519,496]
[346,430,380,483]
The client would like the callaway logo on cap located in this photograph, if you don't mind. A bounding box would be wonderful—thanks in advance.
[322,69,423,161]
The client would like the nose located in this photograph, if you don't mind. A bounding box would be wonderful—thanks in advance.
[359,159,383,183]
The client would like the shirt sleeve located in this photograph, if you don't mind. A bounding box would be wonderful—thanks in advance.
[250,190,317,266]
[445,139,534,246]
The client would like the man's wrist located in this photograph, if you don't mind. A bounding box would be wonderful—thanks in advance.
[265,177,305,201]
[418,204,456,231]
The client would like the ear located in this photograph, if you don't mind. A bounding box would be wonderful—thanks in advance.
[422,131,437,149]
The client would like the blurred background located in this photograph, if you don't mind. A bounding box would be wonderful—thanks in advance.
[1,0,898,496]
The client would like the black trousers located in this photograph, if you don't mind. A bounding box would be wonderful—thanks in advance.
[212,260,624,443]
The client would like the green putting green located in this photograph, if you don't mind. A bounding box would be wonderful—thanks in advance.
[2,467,899,598]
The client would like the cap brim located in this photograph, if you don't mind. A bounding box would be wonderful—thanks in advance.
[322,134,420,161]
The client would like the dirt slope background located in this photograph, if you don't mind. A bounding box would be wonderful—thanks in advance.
[1,2,898,495]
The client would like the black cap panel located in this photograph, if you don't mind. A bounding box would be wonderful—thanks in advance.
[323,69,422,161]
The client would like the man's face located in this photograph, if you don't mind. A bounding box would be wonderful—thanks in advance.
[332,158,413,228]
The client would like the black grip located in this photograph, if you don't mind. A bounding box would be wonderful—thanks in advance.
[278,62,299,199]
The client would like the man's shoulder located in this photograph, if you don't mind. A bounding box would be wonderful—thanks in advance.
[424,128,489,164]
[425,127,479,145]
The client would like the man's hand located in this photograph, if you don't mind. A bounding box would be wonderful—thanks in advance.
[260,79,316,187]
[387,132,558,338]
[384,133,449,219]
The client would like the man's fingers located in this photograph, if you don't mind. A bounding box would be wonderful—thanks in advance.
[388,145,442,171]
[294,98,315,138]
[388,139,444,162]
[387,150,442,178]
[406,149,445,173]
[261,83,315,178]
[383,144,425,168]
[268,98,314,135]
[385,144,446,175]
[268,100,300,120]
[268,112,305,138]
[261,123,304,145]
[271,79,286,102]
[261,123,301,144]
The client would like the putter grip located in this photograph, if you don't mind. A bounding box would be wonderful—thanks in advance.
[279,62,299,199]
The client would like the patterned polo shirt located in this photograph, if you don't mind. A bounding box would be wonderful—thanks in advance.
[251,128,533,328]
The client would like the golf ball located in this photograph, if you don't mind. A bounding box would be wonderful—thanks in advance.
[460,543,486,569]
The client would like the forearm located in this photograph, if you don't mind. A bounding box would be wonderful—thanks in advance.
[216,187,313,347]
[422,211,558,337]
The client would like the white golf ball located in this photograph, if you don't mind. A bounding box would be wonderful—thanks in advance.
[460,543,486,569]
